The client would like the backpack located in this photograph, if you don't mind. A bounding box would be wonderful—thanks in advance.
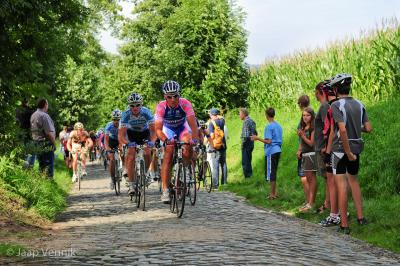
[211,120,224,150]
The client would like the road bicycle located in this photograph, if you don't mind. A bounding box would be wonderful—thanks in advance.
[169,138,189,218]
[195,143,212,193]
[76,152,83,191]
[129,142,147,211]
[154,142,164,193]
[109,148,122,195]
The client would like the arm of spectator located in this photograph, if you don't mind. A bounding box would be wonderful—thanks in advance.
[362,121,372,133]
[337,122,356,161]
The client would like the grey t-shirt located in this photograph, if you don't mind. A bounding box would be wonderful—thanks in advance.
[314,102,330,151]
[30,109,55,142]
[332,97,369,154]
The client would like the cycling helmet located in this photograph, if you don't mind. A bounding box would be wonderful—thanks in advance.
[74,122,84,130]
[111,109,122,119]
[162,80,180,95]
[127,93,143,105]
[198,120,206,129]
[316,79,334,96]
[327,73,352,89]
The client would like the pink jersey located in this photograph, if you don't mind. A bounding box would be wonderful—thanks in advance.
[155,98,195,129]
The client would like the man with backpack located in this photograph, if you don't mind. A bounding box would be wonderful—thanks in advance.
[208,108,227,189]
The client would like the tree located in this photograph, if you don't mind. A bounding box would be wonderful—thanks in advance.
[108,0,249,117]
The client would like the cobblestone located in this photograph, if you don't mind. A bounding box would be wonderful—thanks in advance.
[2,162,400,265]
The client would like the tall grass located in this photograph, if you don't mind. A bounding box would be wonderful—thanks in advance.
[248,22,400,110]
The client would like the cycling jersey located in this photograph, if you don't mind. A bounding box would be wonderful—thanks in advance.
[104,122,119,140]
[120,107,155,132]
[155,98,195,129]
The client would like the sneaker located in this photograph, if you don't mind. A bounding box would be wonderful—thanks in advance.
[161,189,170,204]
[357,217,368,225]
[319,215,341,227]
[82,170,87,176]
[110,181,115,190]
[337,226,351,235]
[71,174,77,183]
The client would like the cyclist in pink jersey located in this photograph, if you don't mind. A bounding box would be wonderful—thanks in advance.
[155,80,199,203]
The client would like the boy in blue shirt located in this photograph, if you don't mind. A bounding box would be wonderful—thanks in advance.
[251,107,283,199]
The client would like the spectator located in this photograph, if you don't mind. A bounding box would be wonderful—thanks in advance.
[208,108,228,188]
[239,107,257,178]
[30,98,56,178]
[314,81,332,215]
[296,95,310,207]
[251,107,282,199]
[298,107,317,212]
[329,73,372,234]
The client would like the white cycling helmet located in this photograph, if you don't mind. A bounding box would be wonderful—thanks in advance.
[127,93,143,105]
[111,109,122,119]
[162,80,180,95]
[74,122,84,130]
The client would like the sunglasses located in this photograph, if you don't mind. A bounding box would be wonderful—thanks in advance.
[130,103,142,108]
[166,94,179,99]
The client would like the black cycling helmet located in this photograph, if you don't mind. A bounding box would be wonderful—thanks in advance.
[162,80,180,95]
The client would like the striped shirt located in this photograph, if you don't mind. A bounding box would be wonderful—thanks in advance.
[241,116,257,143]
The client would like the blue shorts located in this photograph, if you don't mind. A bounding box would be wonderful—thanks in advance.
[162,122,192,141]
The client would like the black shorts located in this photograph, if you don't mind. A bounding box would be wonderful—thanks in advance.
[332,152,360,175]
[109,138,119,149]
[265,152,280,182]
[127,129,150,145]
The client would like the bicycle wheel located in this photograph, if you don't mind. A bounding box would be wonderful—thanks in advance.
[188,165,197,206]
[139,160,146,211]
[203,161,212,193]
[77,161,81,191]
[195,159,202,191]
[175,163,186,218]
[169,184,176,213]
[135,175,140,207]
[114,159,120,196]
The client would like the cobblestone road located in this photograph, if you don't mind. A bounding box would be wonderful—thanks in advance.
[4,163,400,265]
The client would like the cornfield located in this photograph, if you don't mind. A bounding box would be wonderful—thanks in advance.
[248,21,400,110]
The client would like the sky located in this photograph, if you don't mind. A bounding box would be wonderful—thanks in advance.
[99,0,400,65]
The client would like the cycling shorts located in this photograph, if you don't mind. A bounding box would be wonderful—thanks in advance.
[162,122,192,141]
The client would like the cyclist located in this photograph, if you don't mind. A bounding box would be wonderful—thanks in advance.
[118,93,156,196]
[155,80,199,203]
[67,122,93,182]
[105,109,122,190]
